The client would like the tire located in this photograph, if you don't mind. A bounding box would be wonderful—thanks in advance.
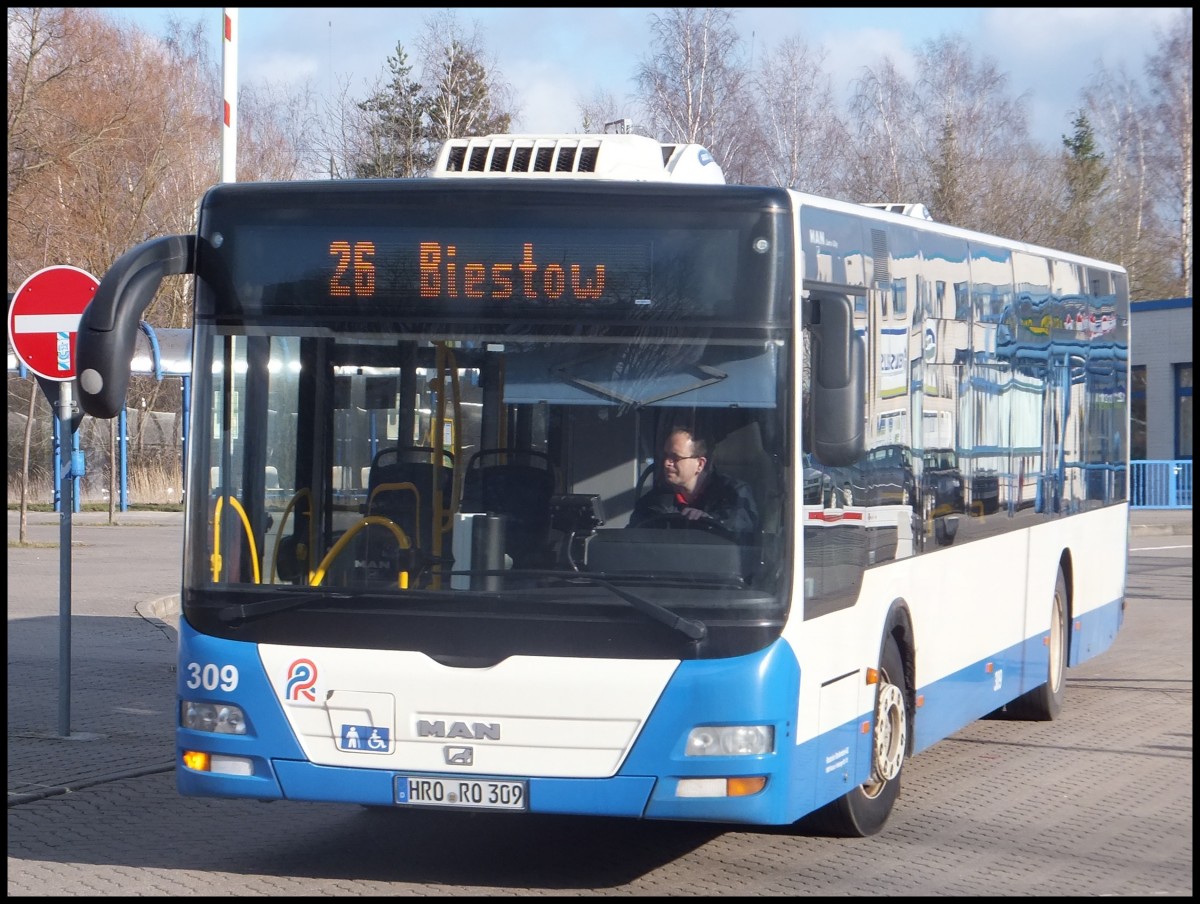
[1004,567,1068,721]
[806,636,908,837]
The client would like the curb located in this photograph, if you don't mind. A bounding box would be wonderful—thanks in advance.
[7,762,175,808]
[138,594,182,621]
[1130,524,1192,537]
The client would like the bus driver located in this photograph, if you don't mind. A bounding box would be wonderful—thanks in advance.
[630,427,759,542]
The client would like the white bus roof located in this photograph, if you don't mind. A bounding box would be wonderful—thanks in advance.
[434,133,725,184]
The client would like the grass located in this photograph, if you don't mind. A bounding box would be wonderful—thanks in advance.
[8,502,183,513]
[9,463,184,513]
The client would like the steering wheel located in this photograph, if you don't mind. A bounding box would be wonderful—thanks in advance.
[634,511,737,541]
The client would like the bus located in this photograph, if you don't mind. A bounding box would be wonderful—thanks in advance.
[75,132,1129,836]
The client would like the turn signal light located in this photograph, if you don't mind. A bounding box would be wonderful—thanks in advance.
[182,750,210,771]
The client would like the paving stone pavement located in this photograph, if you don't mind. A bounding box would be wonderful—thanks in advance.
[8,510,184,806]
[6,506,1191,807]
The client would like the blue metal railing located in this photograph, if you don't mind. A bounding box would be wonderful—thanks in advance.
[1130,460,1193,509]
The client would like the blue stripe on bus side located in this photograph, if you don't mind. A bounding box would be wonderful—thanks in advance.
[1068,596,1124,666]
[910,595,1125,753]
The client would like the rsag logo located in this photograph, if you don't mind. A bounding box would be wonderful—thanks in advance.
[285,658,318,701]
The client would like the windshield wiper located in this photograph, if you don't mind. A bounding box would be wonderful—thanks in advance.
[453,568,707,641]
[217,572,708,642]
[564,573,707,640]
[217,591,351,625]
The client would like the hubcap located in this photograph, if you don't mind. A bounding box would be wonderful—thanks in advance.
[1049,594,1065,693]
[871,681,906,787]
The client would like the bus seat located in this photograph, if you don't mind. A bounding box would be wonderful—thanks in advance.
[366,446,454,554]
[712,422,782,533]
[460,448,556,568]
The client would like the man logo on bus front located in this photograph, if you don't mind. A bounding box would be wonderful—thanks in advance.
[445,746,473,765]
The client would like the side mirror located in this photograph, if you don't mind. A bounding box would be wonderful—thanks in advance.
[807,293,865,465]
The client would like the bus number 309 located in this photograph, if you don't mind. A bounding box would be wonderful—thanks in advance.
[400,777,527,810]
[184,661,239,692]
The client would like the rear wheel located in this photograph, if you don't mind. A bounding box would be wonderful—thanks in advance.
[807,636,907,837]
[1005,567,1067,721]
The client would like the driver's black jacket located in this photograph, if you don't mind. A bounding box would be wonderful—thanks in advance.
[629,466,759,542]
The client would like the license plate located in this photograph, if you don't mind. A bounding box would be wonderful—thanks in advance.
[395,776,527,810]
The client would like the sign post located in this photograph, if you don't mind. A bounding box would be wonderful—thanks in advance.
[8,265,100,738]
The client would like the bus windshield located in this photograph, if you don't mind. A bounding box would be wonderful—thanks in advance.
[184,180,794,662]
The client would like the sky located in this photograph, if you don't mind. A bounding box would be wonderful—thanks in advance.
[102,7,1186,148]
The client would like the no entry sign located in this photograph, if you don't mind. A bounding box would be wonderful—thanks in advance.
[8,265,99,381]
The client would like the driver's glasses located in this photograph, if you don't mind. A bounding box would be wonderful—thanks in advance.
[662,454,697,465]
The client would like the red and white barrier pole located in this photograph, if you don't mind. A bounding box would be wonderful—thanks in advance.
[221,8,238,183]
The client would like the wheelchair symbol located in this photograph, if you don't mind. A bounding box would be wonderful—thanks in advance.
[341,724,390,753]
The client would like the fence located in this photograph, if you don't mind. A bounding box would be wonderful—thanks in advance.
[8,323,191,510]
[1130,460,1193,509]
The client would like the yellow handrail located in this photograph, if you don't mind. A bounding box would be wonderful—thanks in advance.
[211,495,262,584]
[367,481,420,531]
[270,488,315,584]
[310,516,411,590]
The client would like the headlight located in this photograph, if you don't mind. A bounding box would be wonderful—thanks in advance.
[182,700,247,735]
[685,725,774,756]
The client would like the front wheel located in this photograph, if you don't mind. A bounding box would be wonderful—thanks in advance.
[806,636,908,837]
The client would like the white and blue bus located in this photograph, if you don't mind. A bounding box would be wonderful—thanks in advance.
[76,132,1129,836]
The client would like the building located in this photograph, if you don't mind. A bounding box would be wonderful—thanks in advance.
[1130,296,1192,462]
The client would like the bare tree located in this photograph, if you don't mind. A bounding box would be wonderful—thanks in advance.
[1143,10,1193,298]
[1082,62,1158,296]
[419,10,515,149]
[9,10,225,328]
[750,35,847,194]
[634,8,757,179]
[6,9,182,506]
[314,72,379,179]
[931,36,1031,231]
[981,143,1065,249]
[846,55,921,204]
[7,8,266,506]
[239,78,322,181]
[846,34,1046,237]
[575,88,631,135]
[7,8,142,284]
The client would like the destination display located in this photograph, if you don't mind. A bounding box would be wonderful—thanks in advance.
[218,225,720,312]
[322,234,650,304]
[197,181,792,323]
